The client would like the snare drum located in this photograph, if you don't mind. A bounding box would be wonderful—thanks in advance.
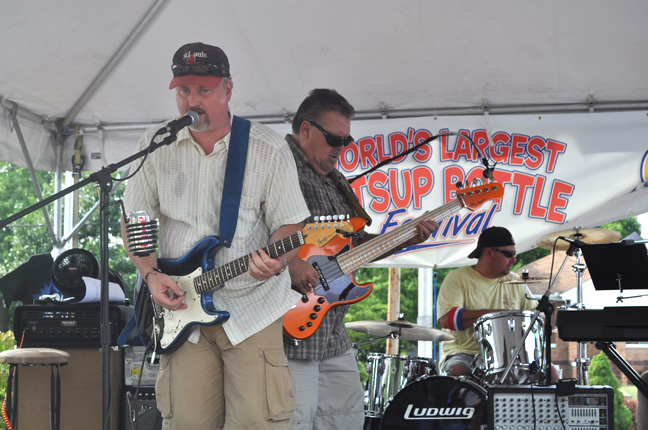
[379,375,487,430]
[473,310,546,384]
[365,353,436,418]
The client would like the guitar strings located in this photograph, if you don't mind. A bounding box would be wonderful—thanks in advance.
[335,184,500,274]
[193,231,304,294]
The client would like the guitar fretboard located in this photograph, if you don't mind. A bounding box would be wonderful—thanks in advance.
[193,231,305,294]
[336,183,501,274]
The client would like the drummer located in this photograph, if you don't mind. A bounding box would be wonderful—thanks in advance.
[436,226,551,379]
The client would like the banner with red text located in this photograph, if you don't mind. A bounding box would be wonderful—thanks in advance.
[269,111,648,269]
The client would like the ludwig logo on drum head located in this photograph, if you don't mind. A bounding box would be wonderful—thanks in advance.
[403,404,475,420]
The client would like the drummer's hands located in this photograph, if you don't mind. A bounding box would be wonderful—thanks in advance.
[289,257,319,295]
[401,219,439,248]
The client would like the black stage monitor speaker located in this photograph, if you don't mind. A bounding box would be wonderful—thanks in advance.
[124,386,162,430]
[14,347,123,430]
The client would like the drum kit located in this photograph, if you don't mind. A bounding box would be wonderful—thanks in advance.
[345,226,620,430]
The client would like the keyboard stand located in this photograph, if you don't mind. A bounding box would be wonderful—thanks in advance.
[596,340,648,398]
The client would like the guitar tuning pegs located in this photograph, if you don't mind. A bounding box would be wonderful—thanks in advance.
[314,216,320,222]
[456,182,464,189]
[326,215,332,222]
[333,215,338,221]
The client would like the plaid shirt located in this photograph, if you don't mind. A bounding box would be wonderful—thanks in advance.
[284,134,365,360]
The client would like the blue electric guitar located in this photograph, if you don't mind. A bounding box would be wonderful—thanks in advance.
[139,217,357,354]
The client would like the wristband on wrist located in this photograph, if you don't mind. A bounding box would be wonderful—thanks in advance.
[144,267,162,282]
[447,307,466,331]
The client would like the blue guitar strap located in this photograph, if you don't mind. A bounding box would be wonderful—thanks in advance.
[220,115,251,248]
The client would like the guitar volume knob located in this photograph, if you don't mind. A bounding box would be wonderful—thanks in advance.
[314,305,321,311]
[317,297,326,304]
[301,295,309,303]
[299,326,305,331]
[310,313,318,320]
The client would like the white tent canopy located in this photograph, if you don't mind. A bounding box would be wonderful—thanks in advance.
[2,0,648,172]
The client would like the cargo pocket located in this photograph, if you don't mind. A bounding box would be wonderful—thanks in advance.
[263,349,296,421]
[155,354,172,419]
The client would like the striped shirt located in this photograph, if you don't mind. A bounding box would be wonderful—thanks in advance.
[124,118,310,346]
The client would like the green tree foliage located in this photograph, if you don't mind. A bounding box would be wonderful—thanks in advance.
[589,352,634,430]
[0,330,16,426]
[0,162,137,324]
[345,266,452,383]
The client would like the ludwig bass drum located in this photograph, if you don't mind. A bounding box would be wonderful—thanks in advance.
[379,375,486,430]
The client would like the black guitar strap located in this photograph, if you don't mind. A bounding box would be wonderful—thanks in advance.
[336,180,372,226]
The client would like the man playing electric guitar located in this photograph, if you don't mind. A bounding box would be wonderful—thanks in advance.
[121,43,311,430]
[284,89,439,430]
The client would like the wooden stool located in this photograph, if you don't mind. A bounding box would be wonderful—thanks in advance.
[0,348,69,430]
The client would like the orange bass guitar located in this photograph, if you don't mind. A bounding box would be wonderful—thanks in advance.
[283,182,504,340]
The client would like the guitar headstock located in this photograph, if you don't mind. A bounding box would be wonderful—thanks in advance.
[457,182,504,210]
[302,215,358,249]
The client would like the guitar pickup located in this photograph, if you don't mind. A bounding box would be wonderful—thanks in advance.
[312,262,329,292]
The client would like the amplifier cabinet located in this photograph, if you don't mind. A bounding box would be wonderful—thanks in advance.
[124,386,162,430]
[15,347,123,430]
[488,384,613,430]
[14,303,133,347]
[124,345,160,387]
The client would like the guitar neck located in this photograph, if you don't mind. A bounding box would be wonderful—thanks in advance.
[336,200,463,274]
[193,231,305,294]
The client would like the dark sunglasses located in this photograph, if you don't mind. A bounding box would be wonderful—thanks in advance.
[491,248,516,258]
[308,121,354,148]
[172,63,229,77]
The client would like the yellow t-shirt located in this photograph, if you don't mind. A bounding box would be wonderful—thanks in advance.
[437,266,537,360]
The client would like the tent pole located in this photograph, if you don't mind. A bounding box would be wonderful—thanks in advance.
[8,110,59,246]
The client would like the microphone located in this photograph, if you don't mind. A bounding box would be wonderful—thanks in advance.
[126,210,158,257]
[163,110,200,134]
[558,236,587,248]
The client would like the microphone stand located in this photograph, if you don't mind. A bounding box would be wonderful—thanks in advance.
[497,239,583,385]
[0,131,179,430]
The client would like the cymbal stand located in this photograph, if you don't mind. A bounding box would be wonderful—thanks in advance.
[571,248,589,385]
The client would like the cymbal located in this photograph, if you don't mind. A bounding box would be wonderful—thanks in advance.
[345,319,455,341]
[502,277,547,285]
[536,227,620,251]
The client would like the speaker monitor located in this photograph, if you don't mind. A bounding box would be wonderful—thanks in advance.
[14,347,123,430]
[124,386,162,430]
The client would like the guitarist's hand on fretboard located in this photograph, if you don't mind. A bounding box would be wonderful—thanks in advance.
[147,271,188,311]
[288,257,320,295]
[249,248,285,281]
[399,219,439,249]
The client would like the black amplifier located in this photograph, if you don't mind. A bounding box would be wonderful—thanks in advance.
[14,304,134,347]
[488,383,613,430]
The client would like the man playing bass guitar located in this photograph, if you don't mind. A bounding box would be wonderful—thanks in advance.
[284,89,439,430]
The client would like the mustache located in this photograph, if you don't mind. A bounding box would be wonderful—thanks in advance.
[189,107,206,115]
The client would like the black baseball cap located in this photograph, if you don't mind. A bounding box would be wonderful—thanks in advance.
[169,42,231,89]
[468,226,515,258]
